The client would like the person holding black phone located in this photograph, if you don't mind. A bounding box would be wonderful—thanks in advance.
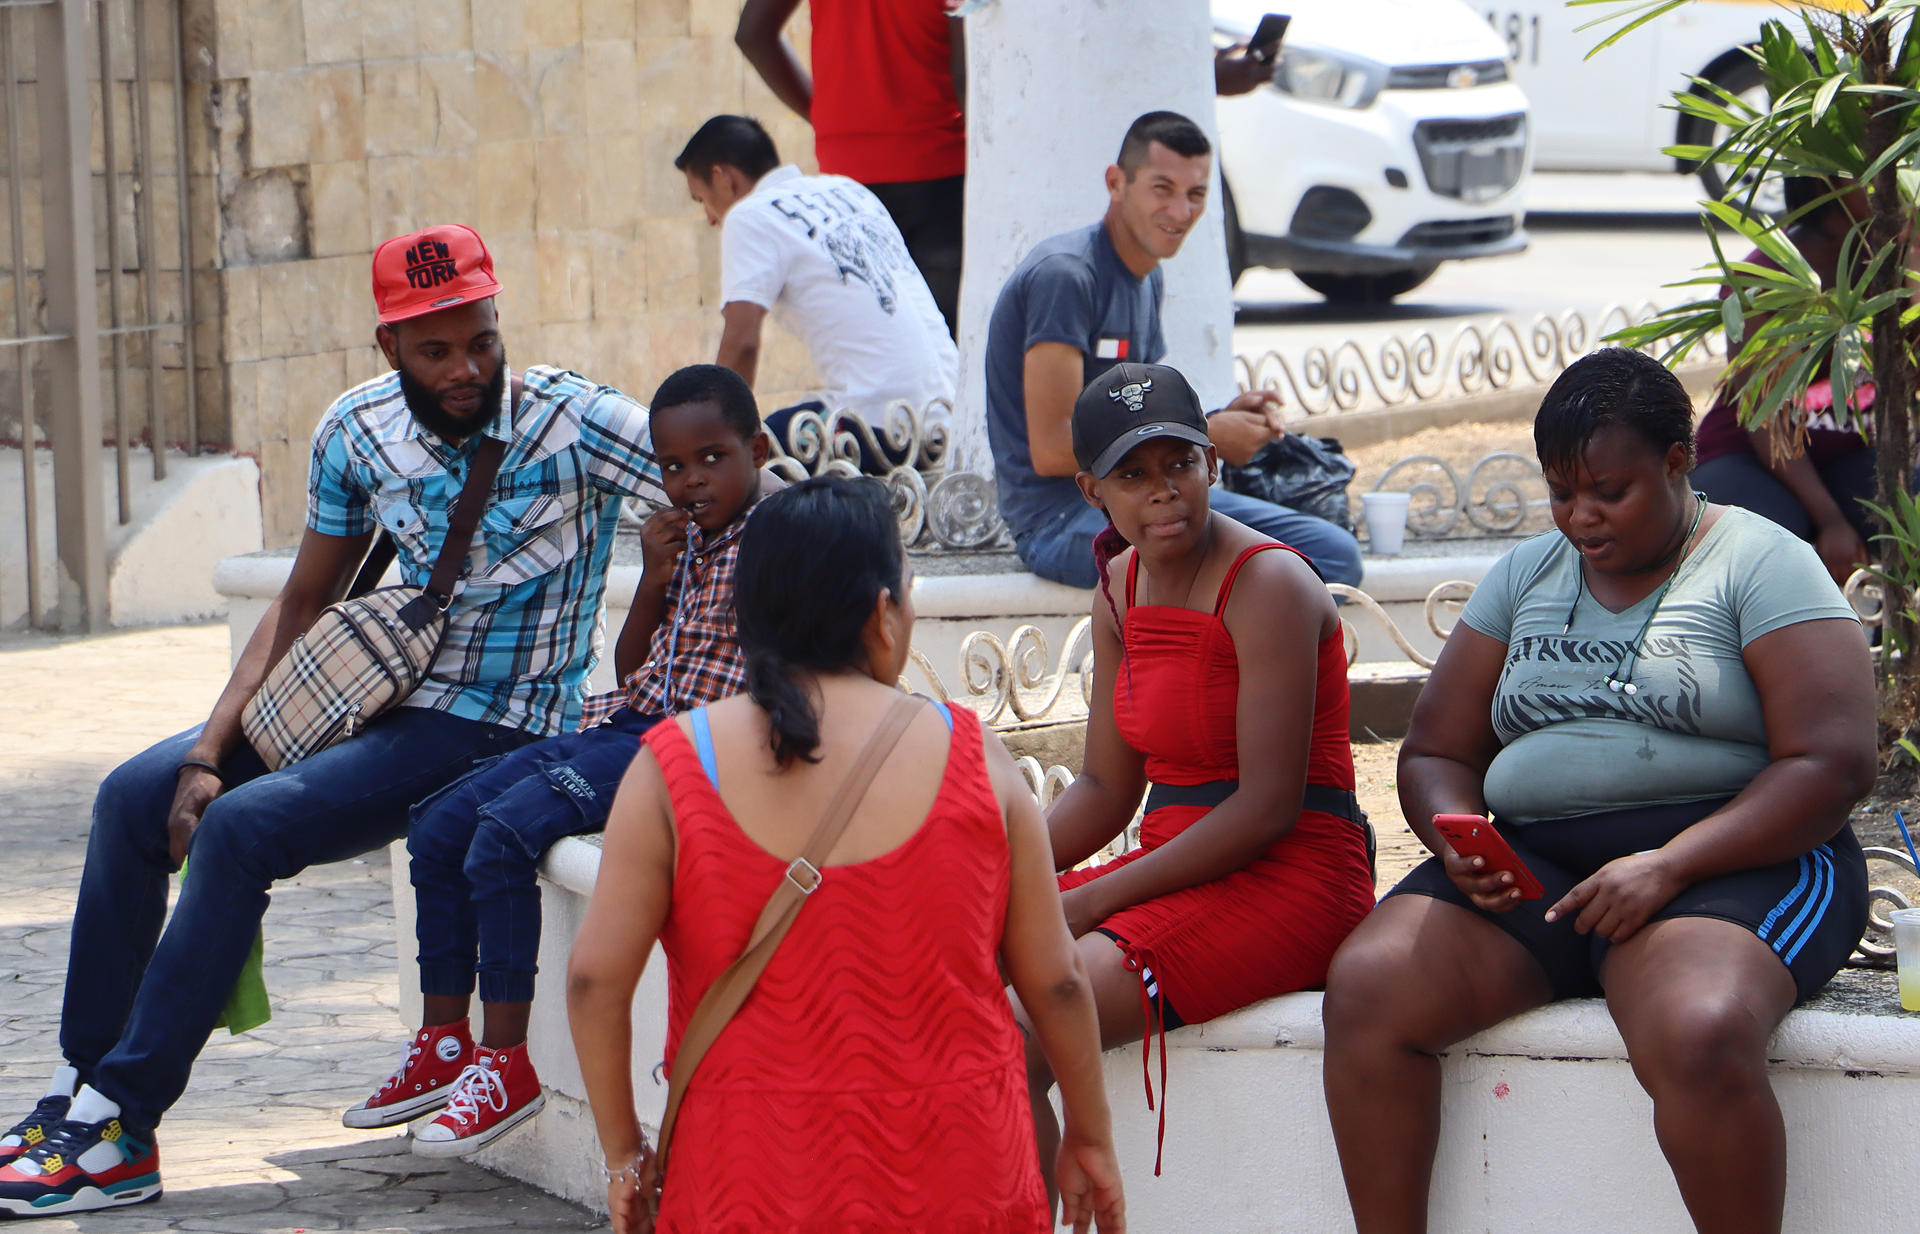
[1215,13,1289,96]
[1319,348,1876,1234]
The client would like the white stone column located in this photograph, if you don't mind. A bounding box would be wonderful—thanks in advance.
[951,0,1233,474]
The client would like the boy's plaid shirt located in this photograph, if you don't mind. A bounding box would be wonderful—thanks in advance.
[579,510,752,727]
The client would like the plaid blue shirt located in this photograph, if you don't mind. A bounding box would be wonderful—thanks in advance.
[308,365,664,737]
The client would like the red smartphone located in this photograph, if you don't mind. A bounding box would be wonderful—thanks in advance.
[1433,814,1545,901]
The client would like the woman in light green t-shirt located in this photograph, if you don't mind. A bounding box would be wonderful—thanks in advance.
[1322,348,1876,1234]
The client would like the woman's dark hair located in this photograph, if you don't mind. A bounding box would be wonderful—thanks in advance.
[1534,347,1696,476]
[1092,522,1130,634]
[1784,175,1846,228]
[733,475,905,766]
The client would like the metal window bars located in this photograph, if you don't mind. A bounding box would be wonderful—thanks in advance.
[2,0,197,630]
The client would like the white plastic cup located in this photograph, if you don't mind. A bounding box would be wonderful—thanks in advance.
[1361,490,1413,556]
[1893,907,1920,1012]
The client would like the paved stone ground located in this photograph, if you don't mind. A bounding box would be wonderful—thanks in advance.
[0,624,601,1232]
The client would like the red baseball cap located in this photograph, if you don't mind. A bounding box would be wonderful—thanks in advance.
[371,224,502,323]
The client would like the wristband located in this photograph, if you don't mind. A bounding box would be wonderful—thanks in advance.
[177,758,224,784]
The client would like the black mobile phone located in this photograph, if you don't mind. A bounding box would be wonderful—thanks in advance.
[1250,13,1291,64]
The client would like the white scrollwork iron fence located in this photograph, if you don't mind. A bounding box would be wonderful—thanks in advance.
[1858,846,1919,965]
[1365,450,1555,542]
[700,303,1695,552]
[900,579,1476,731]
[1233,302,1726,417]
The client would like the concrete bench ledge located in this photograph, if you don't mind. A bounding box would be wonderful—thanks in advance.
[495,834,1920,1230]
[215,540,1507,700]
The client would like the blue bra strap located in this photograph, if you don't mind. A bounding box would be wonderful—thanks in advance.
[937,700,954,732]
[690,708,719,789]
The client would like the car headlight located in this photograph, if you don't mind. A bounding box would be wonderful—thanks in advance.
[1275,47,1386,110]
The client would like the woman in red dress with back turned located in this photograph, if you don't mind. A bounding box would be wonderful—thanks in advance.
[1027,363,1377,1181]
[567,476,1125,1234]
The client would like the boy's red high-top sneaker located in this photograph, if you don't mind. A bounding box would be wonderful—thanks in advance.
[410,1041,545,1157]
[342,1019,474,1129]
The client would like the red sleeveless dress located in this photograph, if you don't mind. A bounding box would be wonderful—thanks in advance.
[1057,543,1376,1160]
[644,704,1048,1234]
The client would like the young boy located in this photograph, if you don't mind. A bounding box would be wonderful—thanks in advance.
[342,364,768,1154]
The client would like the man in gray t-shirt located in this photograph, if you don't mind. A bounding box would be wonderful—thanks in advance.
[982,111,1362,589]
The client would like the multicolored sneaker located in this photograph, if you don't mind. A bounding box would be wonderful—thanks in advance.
[0,1086,161,1218]
[411,1042,545,1157]
[0,1068,76,1167]
[342,1019,475,1129]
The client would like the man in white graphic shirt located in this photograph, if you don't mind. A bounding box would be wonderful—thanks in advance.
[676,114,959,472]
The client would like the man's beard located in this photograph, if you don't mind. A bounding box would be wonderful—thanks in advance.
[400,356,509,443]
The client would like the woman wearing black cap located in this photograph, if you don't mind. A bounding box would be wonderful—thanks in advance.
[1016,361,1376,1182]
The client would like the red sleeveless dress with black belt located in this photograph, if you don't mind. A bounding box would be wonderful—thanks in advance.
[643,704,1048,1234]
[1058,542,1376,1023]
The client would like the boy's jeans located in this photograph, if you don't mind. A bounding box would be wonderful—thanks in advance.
[62,710,533,1133]
[408,706,662,1005]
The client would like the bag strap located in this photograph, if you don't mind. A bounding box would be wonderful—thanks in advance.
[649,692,923,1172]
[346,535,397,600]
[425,436,506,604]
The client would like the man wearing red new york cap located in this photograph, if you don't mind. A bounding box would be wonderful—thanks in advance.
[0,225,666,1219]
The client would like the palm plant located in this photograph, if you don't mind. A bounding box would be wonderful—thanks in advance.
[1584,0,1920,698]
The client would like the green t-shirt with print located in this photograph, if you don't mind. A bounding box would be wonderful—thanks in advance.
[1459,507,1858,823]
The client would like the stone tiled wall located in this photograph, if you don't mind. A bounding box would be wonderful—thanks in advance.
[207,0,820,543]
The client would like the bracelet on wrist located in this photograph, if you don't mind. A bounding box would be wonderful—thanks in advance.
[599,1146,652,1189]
[177,758,224,784]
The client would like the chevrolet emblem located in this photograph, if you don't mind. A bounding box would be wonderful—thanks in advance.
[1446,65,1480,89]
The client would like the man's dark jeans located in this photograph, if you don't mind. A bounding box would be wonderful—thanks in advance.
[61,709,534,1134]
[1013,489,1366,590]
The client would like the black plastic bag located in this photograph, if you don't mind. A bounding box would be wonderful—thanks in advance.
[1220,435,1356,531]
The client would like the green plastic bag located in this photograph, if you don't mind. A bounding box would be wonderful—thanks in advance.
[178,858,271,1035]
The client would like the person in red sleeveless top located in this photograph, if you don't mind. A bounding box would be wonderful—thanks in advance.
[566,476,1125,1233]
[1026,362,1377,1182]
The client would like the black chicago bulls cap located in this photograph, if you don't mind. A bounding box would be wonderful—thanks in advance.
[1072,362,1211,477]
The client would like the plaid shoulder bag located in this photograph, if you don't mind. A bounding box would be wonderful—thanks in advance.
[242,437,506,770]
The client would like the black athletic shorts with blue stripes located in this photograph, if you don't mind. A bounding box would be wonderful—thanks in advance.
[1387,797,1867,1003]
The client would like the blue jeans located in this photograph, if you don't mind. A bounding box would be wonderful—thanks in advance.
[408,707,660,1005]
[62,709,533,1134]
[1012,489,1364,590]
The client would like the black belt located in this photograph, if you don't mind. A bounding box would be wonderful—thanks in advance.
[1144,779,1362,825]
[1145,778,1375,878]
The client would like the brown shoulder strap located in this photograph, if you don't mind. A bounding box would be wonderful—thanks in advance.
[426,436,506,602]
[650,692,923,1171]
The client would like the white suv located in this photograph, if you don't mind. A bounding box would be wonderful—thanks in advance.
[1214,0,1533,303]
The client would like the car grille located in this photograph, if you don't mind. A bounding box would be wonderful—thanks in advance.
[1413,113,1527,203]
[1399,217,1517,249]
[1387,60,1510,90]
